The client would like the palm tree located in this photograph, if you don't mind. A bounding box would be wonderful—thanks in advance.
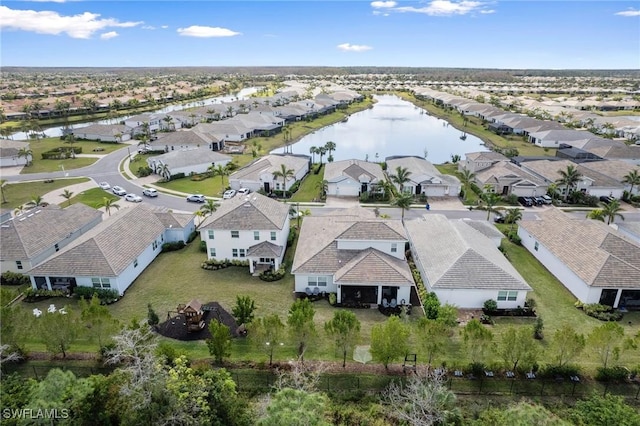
[309,146,318,163]
[391,192,413,222]
[200,199,220,216]
[211,164,229,189]
[503,208,523,233]
[272,164,295,198]
[14,205,25,216]
[17,147,33,166]
[602,199,625,225]
[586,209,606,222]
[251,140,262,158]
[450,154,461,164]
[555,165,582,202]
[390,166,412,194]
[315,179,328,200]
[622,169,640,196]
[324,141,336,158]
[61,189,74,207]
[29,195,43,208]
[378,179,396,201]
[0,180,6,204]
[99,197,120,217]
[162,115,175,131]
[318,146,327,165]
[157,163,171,182]
[65,134,77,159]
[477,186,503,221]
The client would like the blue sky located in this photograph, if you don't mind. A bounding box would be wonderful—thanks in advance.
[1,1,639,69]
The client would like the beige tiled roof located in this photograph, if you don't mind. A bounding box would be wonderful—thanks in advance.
[522,159,622,187]
[405,215,531,290]
[580,160,639,182]
[386,156,460,186]
[519,208,640,288]
[199,192,289,230]
[247,241,283,257]
[324,159,384,183]
[27,205,173,277]
[460,219,505,240]
[0,140,29,158]
[334,248,413,285]
[229,154,309,182]
[475,161,546,186]
[465,151,507,162]
[337,221,407,240]
[1,204,102,261]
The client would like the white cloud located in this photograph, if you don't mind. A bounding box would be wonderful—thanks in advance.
[480,9,495,14]
[390,1,487,16]
[337,43,373,52]
[0,5,142,39]
[100,31,118,40]
[177,25,241,38]
[142,25,156,30]
[371,1,397,8]
[615,9,640,17]
[161,25,169,29]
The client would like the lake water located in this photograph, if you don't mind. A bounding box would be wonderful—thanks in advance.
[272,94,488,164]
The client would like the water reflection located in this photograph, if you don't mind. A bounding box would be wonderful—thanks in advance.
[273,94,488,164]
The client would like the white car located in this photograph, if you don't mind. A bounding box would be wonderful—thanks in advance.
[124,193,143,203]
[186,194,206,203]
[237,188,251,195]
[112,186,127,196]
[222,189,237,199]
[142,188,158,197]
[99,182,111,190]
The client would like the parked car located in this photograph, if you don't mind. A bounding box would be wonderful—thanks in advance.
[534,196,546,206]
[112,186,126,196]
[222,189,237,199]
[124,193,143,203]
[142,188,158,197]
[599,196,615,204]
[494,213,505,223]
[237,188,251,195]
[99,182,111,190]
[541,195,553,204]
[518,196,533,207]
[186,194,206,203]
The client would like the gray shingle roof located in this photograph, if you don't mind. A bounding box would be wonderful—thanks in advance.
[405,215,531,291]
[27,205,184,277]
[337,221,407,241]
[247,241,283,257]
[460,219,505,240]
[519,208,640,288]
[199,192,289,230]
[229,154,309,182]
[334,248,413,285]
[149,148,231,169]
[1,204,102,261]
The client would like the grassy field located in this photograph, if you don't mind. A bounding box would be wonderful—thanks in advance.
[19,137,125,174]
[68,187,119,209]
[290,166,325,202]
[1,177,89,209]
[434,163,480,205]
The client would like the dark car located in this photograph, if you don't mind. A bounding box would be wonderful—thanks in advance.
[494,214,505,223]
[518,196,533,207]
[599,196,615,205]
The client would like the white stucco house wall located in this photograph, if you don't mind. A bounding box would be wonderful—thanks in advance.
[386,156,461,197]
[73,124,132,142]
[228,154,310,194]
[518,208,640,309]
[458,151,508,174]
[199,193,290,274]
[405,215,532,309]
[324,159,385,197]
[146,149,232,180]
[0,140,31,167]
[1,204,103,274]
[27,205,195,296]
[291,208,414,306]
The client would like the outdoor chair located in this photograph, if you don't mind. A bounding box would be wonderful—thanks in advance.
[312,287,320,296]
[305,287,312,296]
[390,298,397,308]
[382,298,389,308]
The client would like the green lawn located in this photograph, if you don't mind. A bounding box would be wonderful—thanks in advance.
[20,137,125,174]
[156,175,225,198]
[1,178,89,209]
[289,166,325,202]
[435,163,479,205]
[68,187,119,209]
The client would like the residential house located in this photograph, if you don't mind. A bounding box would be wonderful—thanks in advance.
[152,128,225,152]
[124,113,164,135]
[580,160,640,195]
[324,159,385,197]
[458,151,508,174]
[27,205,195,295]
[147,149,231,180]
[612,222,640,245]
[73,124,132,143]
[199,193,290,274]
[1,204,102,273]
[291,210,413,306]
[386,156,461,197]
[528,129,600,148]
[474,160,548,197]
[520,159,625,199]
[0,140,31,167]
[228,154,310,194]
[406,215,531,309]
[518,208,640,309]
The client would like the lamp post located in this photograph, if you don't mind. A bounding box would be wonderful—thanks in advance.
[127,146,131,160]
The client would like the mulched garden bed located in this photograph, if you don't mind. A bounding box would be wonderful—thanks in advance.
[155,302,240,341]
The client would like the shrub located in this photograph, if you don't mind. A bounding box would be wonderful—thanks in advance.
[289,180,301,194]
[533,316,544,340]
[147,303,159,326]
[201,259,249,270]
[508,232,521,245]
[259,266,286,282]
[199,240,207,252]
[1,271,30,286]
[137,166,153,177]
[168,172,186,181]
[186,230,198,244]
[287,228,296,247]
[23,288,66,301]
[595,366,629,382]
[162,241,186,252]
[73,287,119,304]
[483,299,498,313]
[583,303,623,321]
[540,364,581,379]
[328,293,337,305]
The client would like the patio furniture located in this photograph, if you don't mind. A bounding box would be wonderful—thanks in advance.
[390,298,397,308]
[305,287,312,296]
[382,298,389,308]
[484,370,494,378]
[312,287,320,297]
[505,371,515,378]
[454,370,463,377]
[526,372,536,379]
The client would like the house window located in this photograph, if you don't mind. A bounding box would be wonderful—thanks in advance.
[208,230,215,240]
[270,231,276,241]
[391,243,397,253]
[534,241,539,251]
[209,248,216,257]
[239,249,246,258]
[497,291,518,301]
[54,244,60,252]
[134,258,138,268]
[308,276,328,287]
[91,277,111,289]
[254,231,260,241]
[231,231,239,238]
[232,249,238,258]
[16,261,23,270]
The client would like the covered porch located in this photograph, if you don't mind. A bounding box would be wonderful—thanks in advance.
[336,284,411,306]
[31,276,77,293]
[247,241,283,275]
